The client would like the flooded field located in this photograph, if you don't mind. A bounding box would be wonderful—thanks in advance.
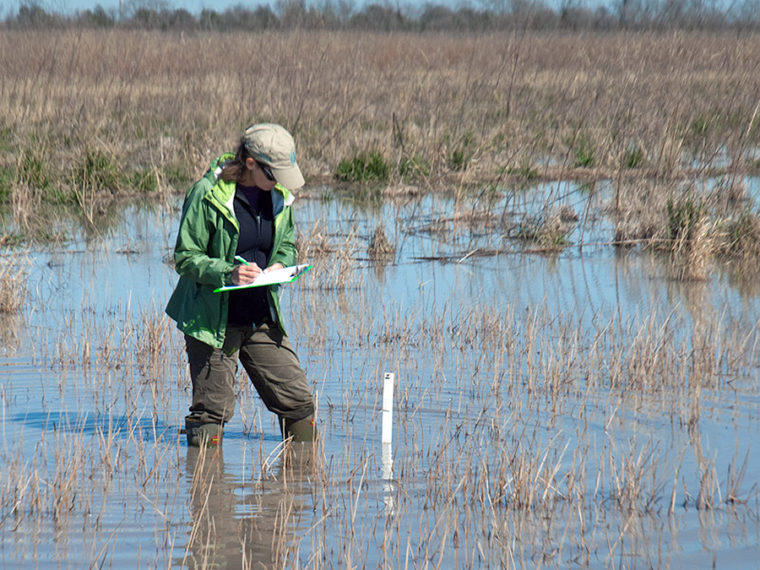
[0,180,759,568]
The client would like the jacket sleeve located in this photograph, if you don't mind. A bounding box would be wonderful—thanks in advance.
[173,182,234,288]
[269,205,298,269]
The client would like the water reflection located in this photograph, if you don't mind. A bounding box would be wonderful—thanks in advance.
[178,447,313,569]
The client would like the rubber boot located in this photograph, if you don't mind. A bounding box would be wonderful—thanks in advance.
[280,415,317,474]
[281,415,316,442]
[185,416,223,448]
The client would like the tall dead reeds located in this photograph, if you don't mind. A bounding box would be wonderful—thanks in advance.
[3,30,760,200]
[0,253,28,313]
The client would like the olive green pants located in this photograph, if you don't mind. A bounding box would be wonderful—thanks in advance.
[185,323,314,428]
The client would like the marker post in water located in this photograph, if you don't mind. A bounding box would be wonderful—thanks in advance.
[381,372,395,515]
[382,372,394,445]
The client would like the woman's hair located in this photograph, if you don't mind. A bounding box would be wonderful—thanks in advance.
[219,139,249,183]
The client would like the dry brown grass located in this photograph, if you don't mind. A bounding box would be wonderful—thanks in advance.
[0,253,28,313]
[367,224,395,259]
[2,29,760,200]
[4,29,760,271]
[296,219,360,290]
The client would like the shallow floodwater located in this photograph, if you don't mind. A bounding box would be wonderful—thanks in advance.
[0,184,759,568]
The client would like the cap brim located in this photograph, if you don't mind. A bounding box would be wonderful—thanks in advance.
[272,164,305,190]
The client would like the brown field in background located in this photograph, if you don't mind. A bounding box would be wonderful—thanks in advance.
[1,29,759,195]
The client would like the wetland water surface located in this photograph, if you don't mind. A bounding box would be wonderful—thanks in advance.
[0,186,759,568]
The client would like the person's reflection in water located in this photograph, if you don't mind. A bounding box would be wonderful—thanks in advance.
[179,444,316,569]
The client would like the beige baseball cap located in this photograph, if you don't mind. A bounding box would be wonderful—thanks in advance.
[244,123,305,190]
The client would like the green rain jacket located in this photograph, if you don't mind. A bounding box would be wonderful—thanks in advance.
[165,153,297,348]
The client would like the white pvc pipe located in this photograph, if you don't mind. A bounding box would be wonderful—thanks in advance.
[381,372,394,445]
[381,372,395,516]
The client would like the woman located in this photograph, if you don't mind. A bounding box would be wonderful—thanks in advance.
[166,123,315,447]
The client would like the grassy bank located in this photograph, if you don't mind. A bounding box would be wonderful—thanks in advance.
[2,29,760,193]
[1,29,760,269]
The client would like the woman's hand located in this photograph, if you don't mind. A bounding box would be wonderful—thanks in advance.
[264,263,284,273]
[231,262,262,285]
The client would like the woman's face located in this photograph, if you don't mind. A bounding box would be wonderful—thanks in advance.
[243,157,277,191]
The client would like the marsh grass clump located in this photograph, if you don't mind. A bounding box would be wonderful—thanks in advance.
[667,196,718,280]
[73,150,161,196]
[668,196,704,243]
[613,180,670,245]
[504,161,540,186]
[367,224,395,260]
[163,160,193,190]
[295,220,333,260]
[398,152,430,181]
[512,207,575,250]
[297,222,359,290]
[127,167,160,193]
[0,253,28,313]
[719,209,760,265]
[74,150,122,193]
[572,134,595,168]
[613,179,753,278]
[335,150,389,183]
[0,166,14,202]
[18,147,50,193]
[446,131,475,172]
[624,143,646,169]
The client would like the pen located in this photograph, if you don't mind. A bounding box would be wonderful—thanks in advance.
[234,255,251,266]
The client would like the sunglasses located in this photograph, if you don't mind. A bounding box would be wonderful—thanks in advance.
[257,161,276,182]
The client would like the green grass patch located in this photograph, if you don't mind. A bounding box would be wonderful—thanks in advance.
[335,150,390,183]
[446,131,474,172]
[19,150,50,191]
[73,150,122,192]
[504,161,540,182]
[513,211,572,250]
[0,124,14,154]
[128,168,159,192]
[625,145,645,169]
[398,153,430,181]
[164,161,192,189]
[573,135,595,168]
[0,166,15,202]
[667,196,705,243]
